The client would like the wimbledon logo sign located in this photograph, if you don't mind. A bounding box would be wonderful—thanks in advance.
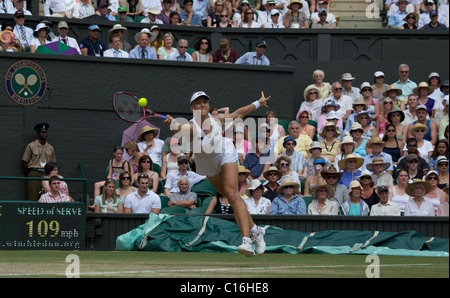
[5,60,47,106]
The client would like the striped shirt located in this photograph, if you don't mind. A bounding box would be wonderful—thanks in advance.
[39,191,72,203]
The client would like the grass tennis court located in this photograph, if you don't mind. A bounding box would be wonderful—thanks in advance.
[0,251,448,278]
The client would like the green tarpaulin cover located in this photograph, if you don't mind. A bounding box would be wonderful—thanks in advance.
[116,214,449,257]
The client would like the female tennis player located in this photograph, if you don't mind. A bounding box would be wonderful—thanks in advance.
[163,91,271,257]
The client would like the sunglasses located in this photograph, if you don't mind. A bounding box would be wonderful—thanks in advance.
[438,162,449,166]
[427,176,438,180]
[121,176,131,180]
[309,92,318,95]
[179,46,187,49]
[138,174,149,178]
[267,173,279,176]
[334,88,342,91]
[386,129,396,133]
[362,89,371,92]
[325,176,339,179]
[384,101,393,105]
[280,163,290,167]
[283,185,294,189]
[178,160,188,164]
[200,41,209,44]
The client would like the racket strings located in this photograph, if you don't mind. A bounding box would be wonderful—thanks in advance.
[114,93,143,122]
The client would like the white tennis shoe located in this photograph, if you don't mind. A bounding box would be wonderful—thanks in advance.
[251,226,266,255]
[238,237,255,257]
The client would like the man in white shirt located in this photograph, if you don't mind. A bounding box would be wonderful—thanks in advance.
[44,0,75,17]
[164,156,206,197]
[124,174,161,214]
[370,186,401,216]
[325,82,353,121]
[52,21,81,54]
[141,6,164,24]
[103,35,129,58]
[6,0,32,15]
[72,0,95,19]
[12,10,33,49]
[39,176,72,203]
[167,39,194,61]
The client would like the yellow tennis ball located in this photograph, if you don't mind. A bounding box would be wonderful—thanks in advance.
[138,97,148,107]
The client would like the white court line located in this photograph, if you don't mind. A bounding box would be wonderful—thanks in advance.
[0,263,445,277]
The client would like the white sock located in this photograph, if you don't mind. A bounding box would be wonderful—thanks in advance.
[250,225,259,234]
[242,236,252,243]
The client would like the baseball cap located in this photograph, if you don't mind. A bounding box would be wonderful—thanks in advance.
[430,10,438,17]
[190,91,210,104]
[88,25,100,31]
[378,186,389,193]
[256,40,266,47]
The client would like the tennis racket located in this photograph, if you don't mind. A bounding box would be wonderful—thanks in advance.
[113,91,167,123]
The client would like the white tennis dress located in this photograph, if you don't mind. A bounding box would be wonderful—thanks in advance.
[191,113,237,177]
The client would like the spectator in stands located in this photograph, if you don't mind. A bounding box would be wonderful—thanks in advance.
[207,0,225,27]
[296,111,316,140]
[22,123,56,201]
[404,179,434,216]
[405,123,434,161]
[137,125,164,165]
[344,98,366,135]
[408,104,437,145]
[421,9,447,28]
[167,177,198,211]
[276,120,313,157]
[359,82,380,122]
[115,5,134,21]
[212,37,239,63]
[94,178,124,213]
[164,155,206,197]
[41,162,72,201]
[122,0,144,18]
[160,137,187,181]
[321,166,347,206]
[283,0,309,28]
[52,21,81,55]
[334,136,361,171]
[276,155,301,184]
[158,0,175,24]
[192,37,213,62]
[12,10,32,49]
[297,86,323,123]
[109,24,131,53]
[97,1,116,20]
[311,8,336,28]
[258,0,277,25]
[437,182,449,216]
[29,23,50,53]
[265,110,286,142]
[319,121,341,163]
[306,69,332,101]
[302,141,331,179]
[262,166,281,201]
[39,176,73,203]
[269,178,306,214]
[429,140,448,171]
[311,1,337,25]
[339,181,370,215]
[244,134,272,180]
[116,171,137,200]
[418,0,437,28]
[124,173,161,214]
[262,8,285,28]
[238,0,261,11]
[8,0,31,15]
[166,38,194,61]
[355,110,376,142]
[237,165,251,198]
[382,123,402,163]
[317,100,341,133]
[423,170,446,211]
[388,0,410,28]
[192,0,211,24]
[244,179,271,214]
[141,6,164,24]
[438,0,449,28]
[238,7,260,27]
[132,155,159,192]
[104,35,129,58]
[326,82,352,121]
[349,122,368,158]
[390,169,410,212]
[371,71,389,101]
[44,0,73,17]
[129,30,157,59]
[338,154,364,189]
[367,157,394,190]
[384,85,404,111]
[400,11,419,29]
[370,185,400,216]
[0,22,24,52]
[234,39,269,65]
[428,73,444,110]
[180,0,203,26]
[214,9,236,27]
[376,98,394,136]
[435,155,449,188]
[73,0,96,19]
[340,73,360,102]
[397,137,429,172]
[393,63,417,101]
[80,25,106,56]
[404,153,425,180]
[123,140,144,176]
[205,192,233,214]
[308,182,338,215]
[402,94,421,126]
[413,82,435,117]
[362,136,394,174]
[157,32,175,59]
[303,157,327,196]
[310,0,331,13]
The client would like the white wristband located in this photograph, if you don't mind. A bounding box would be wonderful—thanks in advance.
[252,100,261,110]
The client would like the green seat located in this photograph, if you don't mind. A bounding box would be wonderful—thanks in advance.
[190,196,214,214]
[159,195,170,208]
[302,195,312,208]
[160,206,187,214]
[134,15,147,22]
[278,119,290,135]
[307,120,318,141]
[152,163,161,176]
[157,181,164,194]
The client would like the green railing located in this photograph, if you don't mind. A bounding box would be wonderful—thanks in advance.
[0,163,88,203]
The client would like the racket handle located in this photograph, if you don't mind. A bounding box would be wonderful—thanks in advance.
[157,114,168,120]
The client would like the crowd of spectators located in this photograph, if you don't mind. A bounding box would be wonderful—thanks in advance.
[1,0,448,53]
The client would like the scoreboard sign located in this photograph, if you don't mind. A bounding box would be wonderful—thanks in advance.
[0,201,85,250]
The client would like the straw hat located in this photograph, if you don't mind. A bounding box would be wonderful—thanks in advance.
[366,136,385,148]
[310,182,335,200]
[349,122,364,133]
[355,110,372,125]
[138,126,159,141]
[288,0,303,9]
[410,122,428,135]
[109,24,127,34]
[320,165,343,180]
[366,157,390,172]
[340,135,357,151]
[277,178,300,194]
[403,11,419,24]
[245,179,267,197]
[338,154,364,171]
[348,180,363,196]
[352,97,368,110]
[238,165,251,178]
[413,82,433,96]
[383,84,402,97]
[387,108,405,123]
[263,166,282,180]
[319,121,340,138]
[405,179,432,197]
[303,85,322,101]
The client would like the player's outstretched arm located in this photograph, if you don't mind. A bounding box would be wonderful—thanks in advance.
[223,91,271,120]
